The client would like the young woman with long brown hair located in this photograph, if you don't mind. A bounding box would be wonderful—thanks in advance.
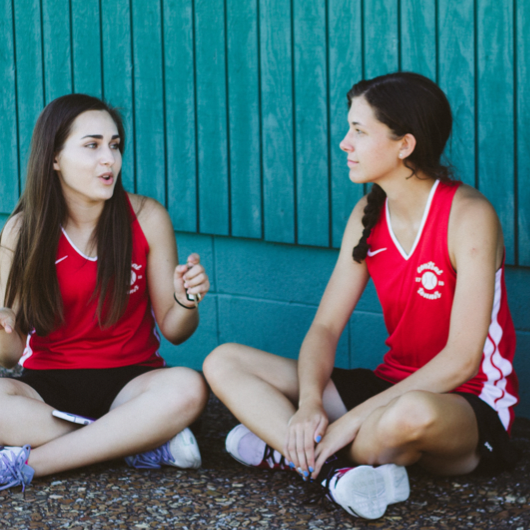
[203,72,519,520]
[0,94,210,491]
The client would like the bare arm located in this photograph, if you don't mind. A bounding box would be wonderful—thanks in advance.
[284,197,370,471]
[133,195,210,345]
[313,186,503,475]
[0,214,27,367]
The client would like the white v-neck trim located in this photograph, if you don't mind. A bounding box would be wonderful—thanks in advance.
[385,180,440,261]
[61,227,98,261]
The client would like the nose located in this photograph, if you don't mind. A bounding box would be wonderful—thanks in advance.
[339,132,353,153]
[100,145,117,165]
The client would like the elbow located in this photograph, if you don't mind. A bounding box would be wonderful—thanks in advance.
[159,318,199,346]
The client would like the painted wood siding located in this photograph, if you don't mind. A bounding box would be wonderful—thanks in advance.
[1,0,529,266]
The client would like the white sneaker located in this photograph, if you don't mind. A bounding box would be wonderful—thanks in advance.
[226,424,288,469]
[326,464,410,519]
[125,428,201,470]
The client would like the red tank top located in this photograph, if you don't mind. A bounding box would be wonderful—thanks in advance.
[21,197,164,370]
[366,180,518,431]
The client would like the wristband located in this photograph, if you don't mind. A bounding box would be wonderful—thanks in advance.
[174,293,196,310]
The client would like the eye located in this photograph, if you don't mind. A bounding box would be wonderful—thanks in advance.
[85,142,98,149]
[110,142,120,150]
[355,129,364,136]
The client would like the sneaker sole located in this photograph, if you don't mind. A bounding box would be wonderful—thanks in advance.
[333,464,409,520]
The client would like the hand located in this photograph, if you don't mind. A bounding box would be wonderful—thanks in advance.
[0,308,16,334]
[284,402,328,480]
[174,253,210,306]
[312,413,361,479]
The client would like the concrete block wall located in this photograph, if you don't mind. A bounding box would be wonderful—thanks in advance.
[164,231,530,419]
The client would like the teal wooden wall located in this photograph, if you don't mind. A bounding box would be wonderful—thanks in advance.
[1,1,529,414]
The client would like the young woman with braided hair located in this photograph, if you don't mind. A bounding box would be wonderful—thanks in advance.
[204,72,518,520]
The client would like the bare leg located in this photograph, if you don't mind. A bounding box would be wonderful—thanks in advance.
[349,390,480,475]
[203,343,346,454]
[0,367,208,477]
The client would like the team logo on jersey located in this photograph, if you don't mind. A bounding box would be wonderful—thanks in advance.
[129,263,143,294]
[415,261,444,300]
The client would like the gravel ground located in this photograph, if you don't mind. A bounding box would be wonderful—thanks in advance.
[0,371,529,529]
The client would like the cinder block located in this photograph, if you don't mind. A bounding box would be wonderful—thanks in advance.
[214,236,337,305]
[160,295,219,370]
[217,295,349,367]
[349,311,388,370]
[505,267,530,332]
[514,331,530,419]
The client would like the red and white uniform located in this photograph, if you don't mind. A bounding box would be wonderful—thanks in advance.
[21,198,164,370]
[366,180,518,431]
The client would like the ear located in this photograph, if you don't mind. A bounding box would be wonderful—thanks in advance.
[398,133,417,160]
[53,156,60,172]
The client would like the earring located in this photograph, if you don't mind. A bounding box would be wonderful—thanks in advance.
[399,153,404,159]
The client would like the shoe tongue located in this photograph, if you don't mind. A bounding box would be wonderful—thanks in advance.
[238,433,266,466]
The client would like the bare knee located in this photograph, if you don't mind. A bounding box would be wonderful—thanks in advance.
[155,368,209,420]
[376,391,438,447]
[203,343,247,387]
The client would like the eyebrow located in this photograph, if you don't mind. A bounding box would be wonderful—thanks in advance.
[80,134,120,140]
[351,121,363,126]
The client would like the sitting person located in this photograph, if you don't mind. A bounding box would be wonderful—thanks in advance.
[0,94,210,491]
[203,72,519,520]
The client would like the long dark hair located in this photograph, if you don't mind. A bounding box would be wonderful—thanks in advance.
[3,94,132,335]
[349,72,454,263]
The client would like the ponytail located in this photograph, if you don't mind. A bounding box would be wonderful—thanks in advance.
[352,184,386,263]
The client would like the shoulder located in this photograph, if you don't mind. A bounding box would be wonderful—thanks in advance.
[448,184,503,267]
[0,212,23,252]
[450,184,501,234]
[127,193,174,245]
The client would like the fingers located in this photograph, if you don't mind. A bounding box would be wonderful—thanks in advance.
[0,311,15,334]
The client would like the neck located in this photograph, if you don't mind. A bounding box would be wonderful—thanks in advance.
[63,196,105,232]
[379,173,436,224]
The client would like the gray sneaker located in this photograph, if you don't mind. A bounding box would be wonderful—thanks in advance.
[0,445,34,492]
[125,428,201,470]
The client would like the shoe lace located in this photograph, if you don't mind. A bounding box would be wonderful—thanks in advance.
[302,456,350,511]
[126,442,173,469]
[263,445,287,469]
[0,446,31,492]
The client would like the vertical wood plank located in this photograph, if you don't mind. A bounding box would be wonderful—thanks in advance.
[260,0,295,243]
[13,0,44,188]
[329,0,364,248]
[131,0,165,203]
[400,0,436,80]
[42,0,72,103]
[364,0,399,79]
[195,0,229,235]
[293,0,329,247]
[516,0,530,266]
[71,0,102,97]
[438,1,475,186]
[163,0,197,232]
[0,0,19,213]
[227,0,261,239]
[101,0,135,192]
[477,0,515,264]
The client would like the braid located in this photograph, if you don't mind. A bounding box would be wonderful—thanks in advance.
[352,184,387,263]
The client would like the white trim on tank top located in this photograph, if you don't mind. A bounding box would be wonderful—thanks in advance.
[385,179,440,261]
[60,226,98,262]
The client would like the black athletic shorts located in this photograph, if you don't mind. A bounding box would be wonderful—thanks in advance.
[6,365,161,419]
[331,367,519,473]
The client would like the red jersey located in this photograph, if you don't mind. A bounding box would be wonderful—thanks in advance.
[366,180,518,431]
[21,198,165,370]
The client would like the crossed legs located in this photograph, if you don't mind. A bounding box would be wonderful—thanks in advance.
[0,367,208,477]
[203,343,481,476]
